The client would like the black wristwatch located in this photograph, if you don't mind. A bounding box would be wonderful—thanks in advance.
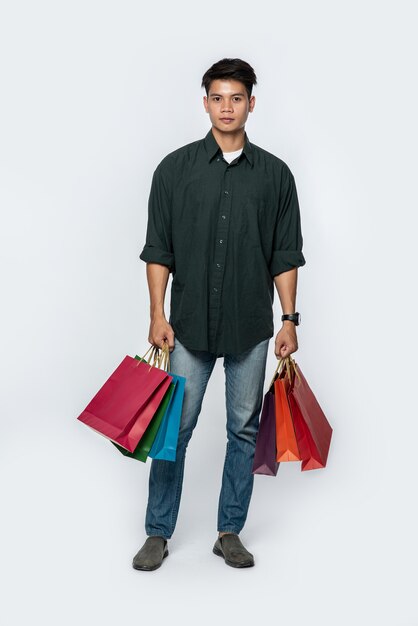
[281,312,301,326]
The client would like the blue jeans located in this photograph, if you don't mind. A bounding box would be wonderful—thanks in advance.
[145,335,270,539]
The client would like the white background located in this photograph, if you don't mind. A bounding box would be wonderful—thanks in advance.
[1,1,417,625]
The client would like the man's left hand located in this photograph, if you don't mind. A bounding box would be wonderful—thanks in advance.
[275,322,298,359]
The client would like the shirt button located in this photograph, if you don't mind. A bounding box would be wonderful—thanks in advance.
[216,263,221,268]
[213,287,218,292]
[216,158,220,162]
[224,190,229,195]
[219,239,223,244]
[221,215,226,219]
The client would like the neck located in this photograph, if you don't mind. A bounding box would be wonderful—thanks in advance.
[211,126,245,153]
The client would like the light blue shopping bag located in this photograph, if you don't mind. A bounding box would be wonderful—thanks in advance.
[148,371,186,461]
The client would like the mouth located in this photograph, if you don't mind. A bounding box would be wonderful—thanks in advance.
[220,118,234,123]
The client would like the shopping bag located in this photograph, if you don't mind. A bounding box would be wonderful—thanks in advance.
[112,379,176,462]
[77,347,172,453]
[274,373,301,462]
[285,359,333,471]
[252,390,280,476]
[148,344,186,461]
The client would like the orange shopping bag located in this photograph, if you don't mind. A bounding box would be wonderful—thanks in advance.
[274,371,301,462]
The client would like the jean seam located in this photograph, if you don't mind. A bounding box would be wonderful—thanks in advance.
[169,448,186,536]
[217,441,231,529]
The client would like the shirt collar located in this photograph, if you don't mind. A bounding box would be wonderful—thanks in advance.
[204,127,254,167]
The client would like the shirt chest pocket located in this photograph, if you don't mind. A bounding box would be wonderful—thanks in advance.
[234,192,273,243]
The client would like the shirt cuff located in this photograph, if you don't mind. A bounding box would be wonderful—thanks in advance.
[139,245,175,271]
[269,250,306,277]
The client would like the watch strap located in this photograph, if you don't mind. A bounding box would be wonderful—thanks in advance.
[281,312,301,325]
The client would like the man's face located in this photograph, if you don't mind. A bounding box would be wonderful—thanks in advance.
[203,79,255,133]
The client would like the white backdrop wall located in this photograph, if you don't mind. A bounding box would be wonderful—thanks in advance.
[1,1,417,625]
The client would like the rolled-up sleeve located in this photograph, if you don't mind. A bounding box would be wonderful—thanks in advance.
[269,165,306,277]
[139,162,175,272]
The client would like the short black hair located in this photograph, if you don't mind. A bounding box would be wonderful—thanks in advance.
[201,58,257,100]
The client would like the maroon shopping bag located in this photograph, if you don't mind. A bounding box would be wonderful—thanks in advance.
[77,354,172,453]
[252,389,280,476]
[285,361,333,471]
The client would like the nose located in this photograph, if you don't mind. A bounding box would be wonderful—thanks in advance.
[221,100,233,112]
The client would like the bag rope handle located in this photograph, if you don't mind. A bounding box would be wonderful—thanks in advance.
[159,340,171,372]
[269,354,301,389]
[139,344,162,372]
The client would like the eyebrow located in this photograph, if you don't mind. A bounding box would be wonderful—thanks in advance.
[209,92,246,97]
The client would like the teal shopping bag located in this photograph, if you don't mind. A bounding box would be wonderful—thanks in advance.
[145,340,186,461]
[148,370,185,461]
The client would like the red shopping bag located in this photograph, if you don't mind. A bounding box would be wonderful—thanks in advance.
[77,352,172,453]
[284,359,333,471]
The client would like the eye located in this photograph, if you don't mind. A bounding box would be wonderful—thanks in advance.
[212,96,221,102]
[233,97,242,102]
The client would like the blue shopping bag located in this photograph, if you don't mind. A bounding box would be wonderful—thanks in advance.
[148,370,186,461]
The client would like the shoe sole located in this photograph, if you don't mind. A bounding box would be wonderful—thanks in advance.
[212,545,254,568]
[132,548,169,571]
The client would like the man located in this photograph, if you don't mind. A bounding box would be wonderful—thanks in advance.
[133,58,306,570]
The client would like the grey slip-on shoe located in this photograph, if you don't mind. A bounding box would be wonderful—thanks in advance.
[213,533,255,568]
[132,536,169,571]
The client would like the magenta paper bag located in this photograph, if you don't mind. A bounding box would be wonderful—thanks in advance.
[77,355,172,453]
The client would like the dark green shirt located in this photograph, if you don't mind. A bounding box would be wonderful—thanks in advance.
[140,128,306,356]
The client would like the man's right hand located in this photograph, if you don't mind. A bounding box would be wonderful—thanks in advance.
[148,314,175,352]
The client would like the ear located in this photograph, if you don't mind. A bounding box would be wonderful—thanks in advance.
[249,95,256,112]
[203,95,209,113]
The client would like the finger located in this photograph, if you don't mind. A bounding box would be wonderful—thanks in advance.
[152,336,164,350]
[165,328,174,351]
[280,345,290,357]
[275,339,285,356]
